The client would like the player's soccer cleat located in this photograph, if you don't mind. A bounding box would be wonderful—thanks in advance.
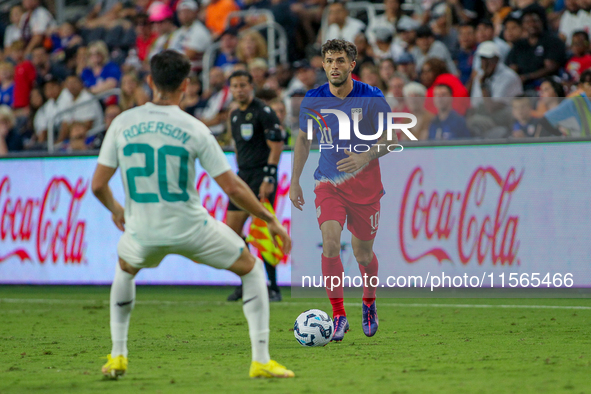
[249,360,295,378]
[331,315,349,342]
[101,354,128,379]
[227,285,243,301]
[362,301,379,337]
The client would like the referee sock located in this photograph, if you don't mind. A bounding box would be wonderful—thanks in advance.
[241,258,271,364]
[110,263,136,358]
[359,253,379,306]
[321,254,346,317]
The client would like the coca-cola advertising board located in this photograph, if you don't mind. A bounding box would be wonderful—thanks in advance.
[0,153,292,285]
[291,142,591,294]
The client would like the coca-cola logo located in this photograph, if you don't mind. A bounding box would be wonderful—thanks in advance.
[0,176,87,264]
[399,166,523,265]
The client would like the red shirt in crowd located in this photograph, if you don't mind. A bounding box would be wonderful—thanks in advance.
[425,73,470,115]
[136,33,158,61]
[14,60,36,109]
[566,54,591,82]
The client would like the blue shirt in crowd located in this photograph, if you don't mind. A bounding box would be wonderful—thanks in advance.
[428,110,472,140]
[80,62,121,89]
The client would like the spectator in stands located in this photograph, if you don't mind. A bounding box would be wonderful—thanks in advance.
[63,121,91,152]
[34,77,61,143]
[248,58,269,93]
[84,0,124,29]
[532,77,565,117]
[205,0,240,40]
[403,82,433,140]
[215,28,240,74]
[421,58,468,115]
[49,21,83,58]
[134,14,157,63]
[360,63,386,92]
[566,31,591,84]
[371,28,403,60]
[502,15,522,48]
[4,5,23,50]
[21,86,44,147]
[180,75,204,115]
[119,72,150,111]
[394,17,420,56]
[147,2,177,60]
[56,74,103,143]
[428,83,471,140]
[509,0,549,31]
[323,1,365,43]
[506,11,567,92]
[485,0,512,37]
[430,2,459,57]
[20,0,56,55]
[31,46,68,86]
[511,96,538,137]
[574,0,591,38]
[81,40,122,94]
[284,60,317,98]
[169,0,212,72]
[471,41,523,106]
[473,19,510,72]
[269,98,291,145]
[367,0,415,46]
[379,58,396,89]
[411,25,458,76]
[395,52,417,82]
[542,70,591,137]
[352,33,376,77]
[0,105,22,155]
[559,0,581,45]
[88,104,122,149]
[236,31,268,66]
[455,23,477,86]
[9,41,36,115]
[197,66,232,137]
[386,73,407,112]
[0,63,15,107]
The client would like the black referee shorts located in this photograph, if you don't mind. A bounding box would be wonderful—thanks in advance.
[227,167,277,212]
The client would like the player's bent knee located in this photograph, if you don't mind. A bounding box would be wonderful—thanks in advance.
[228,248,256,276]
[354,251,373,267]
[119,258,140,276]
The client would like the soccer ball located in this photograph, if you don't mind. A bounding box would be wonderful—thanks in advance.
[293,309,334,347]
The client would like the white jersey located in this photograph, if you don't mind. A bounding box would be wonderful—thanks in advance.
[98,102,231,246]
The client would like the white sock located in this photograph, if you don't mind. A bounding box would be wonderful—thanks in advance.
[241,258,270,364]
[110,263,135,358]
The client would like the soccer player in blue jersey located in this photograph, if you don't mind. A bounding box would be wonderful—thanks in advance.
[290,39,397,341]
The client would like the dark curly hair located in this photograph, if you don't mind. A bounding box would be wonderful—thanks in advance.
[321,39,357,63]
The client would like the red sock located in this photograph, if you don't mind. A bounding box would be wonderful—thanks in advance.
[321,254,346,317]
[359,253,378,306]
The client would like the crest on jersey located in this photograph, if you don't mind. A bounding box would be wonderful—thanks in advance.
[240,124,254,140]
[245,113,253,121]
[351,108,362,121]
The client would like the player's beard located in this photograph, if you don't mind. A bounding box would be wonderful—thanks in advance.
[329,71,350,88]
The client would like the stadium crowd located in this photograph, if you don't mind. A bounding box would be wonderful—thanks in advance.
[0,0,590,155]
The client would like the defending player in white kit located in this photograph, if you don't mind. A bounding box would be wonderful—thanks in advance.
[91,50,294,379]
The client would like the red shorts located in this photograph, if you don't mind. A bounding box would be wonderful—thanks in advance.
[314,183,381,241]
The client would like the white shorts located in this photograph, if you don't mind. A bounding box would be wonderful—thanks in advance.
[117,218,245,270]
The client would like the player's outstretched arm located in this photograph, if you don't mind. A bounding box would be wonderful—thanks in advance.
[336,130,399,173]
[215,170,291,255]
[290,129,311,211]
[92,164,125,231]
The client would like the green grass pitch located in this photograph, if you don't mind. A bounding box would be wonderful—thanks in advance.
[0,286,590,393]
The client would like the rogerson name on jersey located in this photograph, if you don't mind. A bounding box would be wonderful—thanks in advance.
[122,121,191,144]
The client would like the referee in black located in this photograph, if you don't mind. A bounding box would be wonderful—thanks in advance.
[226,70,285,302]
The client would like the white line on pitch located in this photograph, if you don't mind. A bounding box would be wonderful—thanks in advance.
[1,298,590,310]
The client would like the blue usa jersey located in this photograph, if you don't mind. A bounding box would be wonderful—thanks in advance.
[299,80,391,204]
